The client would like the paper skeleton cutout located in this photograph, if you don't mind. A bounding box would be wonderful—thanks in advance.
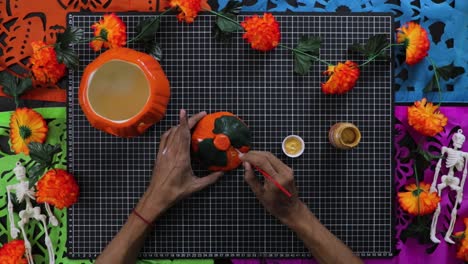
[6,161,58,264]
[430,129,468,244]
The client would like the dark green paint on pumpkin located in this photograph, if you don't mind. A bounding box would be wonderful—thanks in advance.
[198,138,228,167]
[212,116,251,148]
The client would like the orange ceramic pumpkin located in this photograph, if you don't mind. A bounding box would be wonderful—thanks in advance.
[79,47,170,137]
[192,112,252,171]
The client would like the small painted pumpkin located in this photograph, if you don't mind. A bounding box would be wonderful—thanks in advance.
[79,47,170,138]
[192,112,252,171]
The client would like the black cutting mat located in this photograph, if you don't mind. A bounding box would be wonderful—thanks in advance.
[67,13,394,258]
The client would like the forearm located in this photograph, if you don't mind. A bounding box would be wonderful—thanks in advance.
[96,192,164,264]
[284,203,363,264]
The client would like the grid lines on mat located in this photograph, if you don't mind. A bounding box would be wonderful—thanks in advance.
[67,13,394,258]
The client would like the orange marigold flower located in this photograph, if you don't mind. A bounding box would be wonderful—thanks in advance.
[321,60,360,94]
[408,98,447,137]
[90,13,127,51]
[169,0,209,23]
[36,169,79,209]
[9,108,48,155]
[30,41,66,85]
[241,13,281,52]
[396,22,430,65]
[397,182,440,215]
[0,240,27,264]
[456,218,468,261]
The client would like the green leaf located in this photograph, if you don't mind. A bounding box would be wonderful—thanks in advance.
[293,36,321,75]
[28,163,47,188]
[198,139,228,167]
[212,0,243,41]
[423,75,438,93]
[17,78,33,95]
[212,25,233,42]
[55,46,79,70]
[56,26,83,49]
[435,63,465,81]
[133,17,160,43]
[423,63,465,92]
[417,146,442,161]
[349,34,389,61]
[0,71,33,106]
[0,71,17,93]
[28,142,61,168]
[400,216,434,245]
[217,14,242,32]
[143,40,163,61]
[212,115,251,148]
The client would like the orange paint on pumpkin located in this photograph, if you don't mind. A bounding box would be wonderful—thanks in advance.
[213,134,231,151]
[79,47,170,137]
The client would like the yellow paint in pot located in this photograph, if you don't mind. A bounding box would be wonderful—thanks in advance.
[282,135,305,158]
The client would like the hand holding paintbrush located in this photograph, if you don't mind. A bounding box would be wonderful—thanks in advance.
[238,151,302,223]
[236,150,292,198]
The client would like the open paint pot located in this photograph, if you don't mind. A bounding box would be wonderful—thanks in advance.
[79,47,170,138]
[328,122,361,150]
[282,135,305,158]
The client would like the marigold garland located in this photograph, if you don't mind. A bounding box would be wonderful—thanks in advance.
[36,169,80,209]
[321,61,360,94]
[90,13,127,51]
[30,41,66,85]
[397,182,440,216]
[241,13,281,52]
[9,108,48,155]
[396,22,430,65]
[0,240,27,264]
[408,98,447,137]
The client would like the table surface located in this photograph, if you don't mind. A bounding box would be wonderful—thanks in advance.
[0,0,467,264]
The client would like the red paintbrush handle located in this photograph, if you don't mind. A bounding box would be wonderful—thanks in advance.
[253,165,292,198]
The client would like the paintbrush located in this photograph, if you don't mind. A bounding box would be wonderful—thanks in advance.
[236,149,292,198]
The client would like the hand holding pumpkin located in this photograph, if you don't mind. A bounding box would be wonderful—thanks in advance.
[240,151,304,225]
[136,110,223,221]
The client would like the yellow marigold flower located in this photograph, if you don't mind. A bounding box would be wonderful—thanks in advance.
[90,13,127,51]
[36,169,79,209]
[397,182,440,216]
[0,240,27,264]
[241,13,281,52]
[30,41,66,85]
[396,22,430,65]
[169,0,209,23]
[408,98,447,137]
[9,108,48,155]
[456,218,468,261]
[321,60,360,94]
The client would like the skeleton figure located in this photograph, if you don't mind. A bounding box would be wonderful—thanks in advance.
[6,162,58,264]
[430,129,468,244]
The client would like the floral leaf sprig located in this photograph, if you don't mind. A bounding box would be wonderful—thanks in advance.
[424,62,465,93]
[212,0,243,41]
[283,36,322,75]
[0,72,32,108]
[55,26,84,70]
[27,142,62,188]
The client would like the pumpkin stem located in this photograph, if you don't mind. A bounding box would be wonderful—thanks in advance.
[213,134,231,151]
